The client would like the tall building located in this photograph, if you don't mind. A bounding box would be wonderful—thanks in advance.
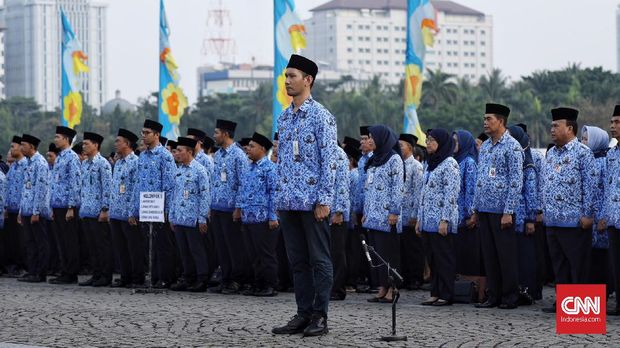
[617,4,620,73]
[2,0,107,112]
[304,0,493,84]
[0,0,6,99]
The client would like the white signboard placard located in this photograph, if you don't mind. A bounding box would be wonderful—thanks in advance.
[139,192,165,222]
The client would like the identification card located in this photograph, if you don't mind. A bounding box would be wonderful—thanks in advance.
[119,184,126,194]
[555,164,561,173]
[488,167,496,178]
[25,181,32,189]
[293,141,300,156]
[183,190,190,199]
[366,172,374,188]
[220,170,227,182]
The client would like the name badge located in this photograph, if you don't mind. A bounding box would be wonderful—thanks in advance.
[555,165,561,173]
[25,181,32,189]
[366,172,374,188]
[488,167,496,178]
[183,190,190,199]
[56,173,60,182]
[119,184,126,194]
[220,170,227,182]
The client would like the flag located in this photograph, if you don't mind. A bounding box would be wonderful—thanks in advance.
[403,0,437,145]
[61,10,89,129]
[273,0,307,135]
[159,0,188,140]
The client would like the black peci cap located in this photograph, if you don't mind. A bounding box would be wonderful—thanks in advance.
[215,119,237,132]
[399,133,418,147]
[83,132,104,145]
[117,128,138,144]
[286,54,318,79]
[251,132,273,151]
[176,137,197,149]
[143,119,163,133]
[187,128,206,141]
[21,134,41,147]
[485,103,510,118]
[551,107,578,121]
[56,126,77,139]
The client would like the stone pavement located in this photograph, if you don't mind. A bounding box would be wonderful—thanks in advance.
[0,277,617,347]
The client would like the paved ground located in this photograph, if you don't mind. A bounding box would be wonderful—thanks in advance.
[0,277,617,347]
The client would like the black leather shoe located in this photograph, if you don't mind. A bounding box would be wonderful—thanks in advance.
[22,275,45,283]
[78,277,97,286]
[208,284,223,293]
[330,293,345,301]
[432,299,452,307]
[110,279,130,288]
[222,282,240,295]
[272,314,311,335]
[50,275,77,285]
[93,277,111,287]
[242,286,257,296]
[303,315,329,337]
[608,308,620,316]
[188,281,208,293]
[255,287,278,297]
[475,301,498,309]
[542,306,556,313]
[17,273,33,282]
[170,280,190,291]
[153,280,170,289]
[499,303,517,309]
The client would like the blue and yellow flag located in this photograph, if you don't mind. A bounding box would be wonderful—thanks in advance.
[61,10,89,129]
[273,0,307,135]
[403,0,437,144]
[159,0,188,140]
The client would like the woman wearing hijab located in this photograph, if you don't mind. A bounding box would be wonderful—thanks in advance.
[507,125,541,300]
[363,125,404,303]
[581,125,612,291]
[452,130,484,282]
[416,129,460,306]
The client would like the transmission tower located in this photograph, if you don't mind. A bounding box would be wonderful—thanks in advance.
[202,0,236,65]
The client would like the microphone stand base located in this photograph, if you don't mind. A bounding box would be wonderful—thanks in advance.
[380,335,408,342]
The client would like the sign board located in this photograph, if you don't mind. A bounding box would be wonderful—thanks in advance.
[139,192,165,222]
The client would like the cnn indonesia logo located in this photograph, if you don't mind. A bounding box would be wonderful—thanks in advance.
[556,284,606,335]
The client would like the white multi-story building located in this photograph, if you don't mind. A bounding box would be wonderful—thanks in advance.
[305,0,493,84]
[0,0,5,99]
[2,0,107,112]
[616,4,620,73]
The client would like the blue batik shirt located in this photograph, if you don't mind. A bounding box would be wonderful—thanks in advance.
[348,168,359,228]
[237,156,278,224]
[541,138,595,227]
[5,157,28,213]
[20,153,49,217]
[211,143,248,212]
[134,144,176,217]
[169,160,210,227]
[110,153,139,221]
[0,171,6,228]
[354,152,372,214]
[79,153,112,219]
[604,145,620,229]
[472,131,523,215]
[362,154,404,233]
[196,150,214,178]
[50,148,81,209]
[402,155,424,226]
[275,97,337,211]
[592,154,608,249]
[417,157,460,234]
[457,156,477,227]
[332,146,351,222]
[514,166,540,233]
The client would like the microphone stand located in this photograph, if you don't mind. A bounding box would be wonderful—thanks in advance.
[365,243,407,342]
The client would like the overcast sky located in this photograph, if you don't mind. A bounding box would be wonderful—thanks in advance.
[106,0,620,105]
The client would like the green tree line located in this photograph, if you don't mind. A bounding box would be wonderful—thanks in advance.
[0,63,617,158]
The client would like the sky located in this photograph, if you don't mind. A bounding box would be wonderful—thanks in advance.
[106,0,620,105]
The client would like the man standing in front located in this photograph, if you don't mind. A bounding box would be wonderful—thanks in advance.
[471,103,524,309]
[272,54,337,337]
[49,126,82,285]
[541,107,595,313]
[78,132,113,287]
[4,136,28,276]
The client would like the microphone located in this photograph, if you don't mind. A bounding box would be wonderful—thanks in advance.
[360,235,372,262]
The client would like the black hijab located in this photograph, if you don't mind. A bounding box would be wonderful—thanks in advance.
[427,128,454,172]
[365,125,402,170]
[508,125,534,168]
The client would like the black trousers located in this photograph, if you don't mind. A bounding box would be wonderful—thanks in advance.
[590,247,612,295]
[240,224,254,285]
[82,218,113,280]
[517,233,540,299]
[110,219,145,284]
[401,225,425,285]
[140,222,176,284]
[546,226,591,285]
[369,229,400,289]
[174,225,209,282]
[211,210,246,285]
[534,221,552,286]
[330,222,348,297]
[246,222,279,288]
[52,208,81,277]
[203,220,219,281]
[22,216,49,278]
[478,212,519,305]
[607,227,620,308]
[3,212,25,269]
[46,219,60,273]
[276,227,292,289]
[345,226,361,286]
[424,232,456,301]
